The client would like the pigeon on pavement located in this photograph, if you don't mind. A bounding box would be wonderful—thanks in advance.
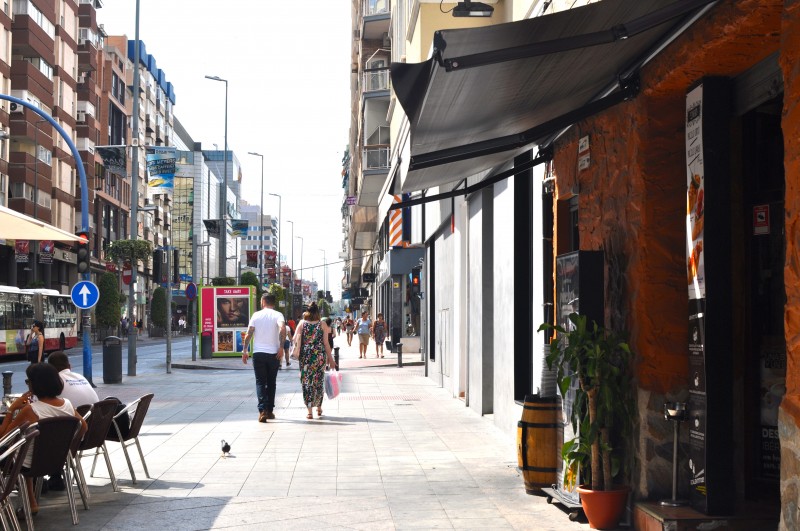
[221,439,231,457]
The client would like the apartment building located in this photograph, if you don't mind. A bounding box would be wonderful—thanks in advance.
[238,200,278,284]
[1,0,79,290]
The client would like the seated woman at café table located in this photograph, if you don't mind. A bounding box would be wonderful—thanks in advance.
[0,363,87,515]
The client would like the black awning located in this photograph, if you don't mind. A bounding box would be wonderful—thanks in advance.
[390,0,715,193]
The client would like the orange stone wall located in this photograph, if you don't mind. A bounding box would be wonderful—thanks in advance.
[552,0,784,500]
[779,1,800,527]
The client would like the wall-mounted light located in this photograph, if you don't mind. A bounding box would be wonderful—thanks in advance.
[453,0,494,17]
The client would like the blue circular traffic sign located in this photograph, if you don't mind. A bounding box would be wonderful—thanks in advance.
[71,280,100,310]
[185,282,198,301]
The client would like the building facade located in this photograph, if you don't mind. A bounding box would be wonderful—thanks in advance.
[358,0,799,528]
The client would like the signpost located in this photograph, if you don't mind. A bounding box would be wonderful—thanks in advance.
[71,280,99,310]
[122,263,132,285]
[185,282,198,301]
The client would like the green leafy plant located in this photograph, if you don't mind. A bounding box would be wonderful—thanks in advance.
[538,313,634,491]
[211,277,236,286]
[317,298,331,317]
[239,271,262,301]
[151,287,167,328]
[26,280,46,289]
[268,283,289,316]
[96,272,121,328]
[106,239,152,266]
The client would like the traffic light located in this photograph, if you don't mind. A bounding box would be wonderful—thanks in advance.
[153,249,164,284]
[410,268,421,293]
[76,231,90,274]
[173,249,180,284]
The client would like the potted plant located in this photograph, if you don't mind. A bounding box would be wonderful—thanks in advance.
[538,313,635,530]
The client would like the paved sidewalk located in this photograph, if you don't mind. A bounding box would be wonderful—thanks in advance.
[29,335,592,530]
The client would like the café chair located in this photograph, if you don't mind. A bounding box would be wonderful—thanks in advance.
[0,424,36,531]
[75,399,119,498]
[22,416,83,525]
[94,394,153,484]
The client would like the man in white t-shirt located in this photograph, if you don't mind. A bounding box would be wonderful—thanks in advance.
[242,294,286,423]
[47,351,99,409]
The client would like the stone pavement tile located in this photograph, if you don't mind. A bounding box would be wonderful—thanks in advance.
[450,517,514,529]
[287,486,338,497]
[394,516,455,529]
[189,483,245,497]
[391,506,449,519]
[336,479,383,490]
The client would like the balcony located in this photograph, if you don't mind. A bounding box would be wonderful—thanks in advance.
[362,68,390,93]
[363,145,389,170]
[361,0,390,40]
[364,0,389,16]
[358,145,390,208]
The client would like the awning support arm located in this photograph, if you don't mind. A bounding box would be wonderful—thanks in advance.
[408,74,639,172]
[391,147,553,210]
[438,0,717,72]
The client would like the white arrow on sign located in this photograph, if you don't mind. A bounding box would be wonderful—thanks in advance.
[79,284,92,307]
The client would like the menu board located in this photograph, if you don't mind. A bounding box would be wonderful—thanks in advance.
[685,80,734,516]
[553,251,604,503]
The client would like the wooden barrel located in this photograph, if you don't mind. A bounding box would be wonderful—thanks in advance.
[517,394,562,494]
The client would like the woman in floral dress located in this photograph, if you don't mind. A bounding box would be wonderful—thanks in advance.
[294,302,336,419]
[371,313,387,358]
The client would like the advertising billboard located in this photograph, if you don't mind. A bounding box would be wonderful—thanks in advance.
[198,286,255,357]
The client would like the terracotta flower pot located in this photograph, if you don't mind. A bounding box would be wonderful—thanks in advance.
[577,485,630,530]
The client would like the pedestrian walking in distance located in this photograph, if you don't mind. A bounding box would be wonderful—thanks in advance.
[372,313,387,358]
[242,294,286,423]
[344,315,355,346]
[292,302,336,419]
[356,311,372,359]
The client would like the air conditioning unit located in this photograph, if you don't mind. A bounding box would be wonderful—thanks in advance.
[9,102,22,114]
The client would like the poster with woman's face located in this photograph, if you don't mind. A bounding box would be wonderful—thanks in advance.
[216,297,249,328]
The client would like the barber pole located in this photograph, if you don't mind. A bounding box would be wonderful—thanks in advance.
[389,195,408,248]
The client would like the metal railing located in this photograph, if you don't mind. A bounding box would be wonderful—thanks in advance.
[362,68,390,92]
[363,145,390,170]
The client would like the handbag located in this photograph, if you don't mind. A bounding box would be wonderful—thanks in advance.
[290,322,304,360]
[324,370,342,400]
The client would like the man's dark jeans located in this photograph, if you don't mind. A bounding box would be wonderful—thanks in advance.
[253,352,280,413]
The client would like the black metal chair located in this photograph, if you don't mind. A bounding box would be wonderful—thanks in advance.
[75,399,119,497]
[94,394,154,484]
[22,416,83,525]
[0,423,34,531]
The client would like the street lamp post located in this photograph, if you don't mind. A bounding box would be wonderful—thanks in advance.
[287,220,294,320]
[191,240,211,361]
[319,249,327,295]
[166,235,172,374]
[269,193,281,286]
[204,75,228,278]
[297,236,303,303]
[31,119,47,284]
[127,0,142,376]
[248,152,264,286]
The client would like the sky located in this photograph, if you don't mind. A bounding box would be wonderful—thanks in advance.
[98,0,351,297]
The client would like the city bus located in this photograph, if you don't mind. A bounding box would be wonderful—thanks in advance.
[0,286,79,357]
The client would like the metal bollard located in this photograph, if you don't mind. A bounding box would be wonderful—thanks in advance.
[334,347,340,371]
[2,371,12,396]
[397,343,403,368]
